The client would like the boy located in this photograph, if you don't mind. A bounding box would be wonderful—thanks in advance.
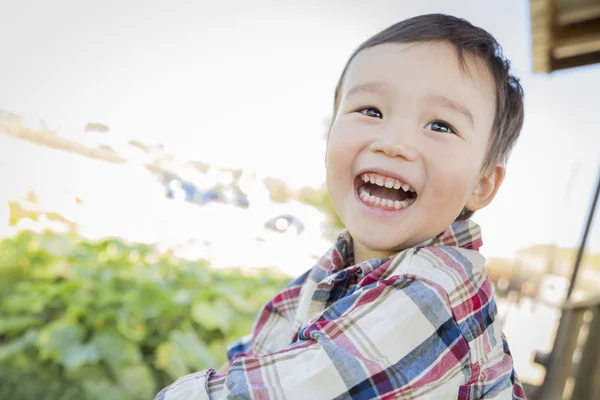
[156,13,526,399]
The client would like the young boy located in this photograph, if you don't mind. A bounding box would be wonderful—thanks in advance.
[156,14,526,399]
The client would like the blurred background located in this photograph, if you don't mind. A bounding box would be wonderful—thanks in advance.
[0,0,599,399]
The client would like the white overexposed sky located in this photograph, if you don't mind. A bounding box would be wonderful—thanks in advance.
[0,0,598,258]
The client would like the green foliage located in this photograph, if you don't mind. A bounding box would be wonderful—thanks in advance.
[0,230,289,399]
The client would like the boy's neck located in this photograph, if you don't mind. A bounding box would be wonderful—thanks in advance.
[352,239,397,265]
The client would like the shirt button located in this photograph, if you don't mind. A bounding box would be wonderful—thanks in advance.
[355,267,362,275]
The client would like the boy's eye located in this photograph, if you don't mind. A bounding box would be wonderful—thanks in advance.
[427,121,456,134]
[358,107,383,119]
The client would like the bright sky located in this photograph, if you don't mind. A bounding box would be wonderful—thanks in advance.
[1,0,599,258]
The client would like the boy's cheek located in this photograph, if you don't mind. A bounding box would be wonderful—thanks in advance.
[426,167,474,202]
[326,137,355,169]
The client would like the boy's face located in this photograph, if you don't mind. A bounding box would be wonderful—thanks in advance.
[326,42,503,261]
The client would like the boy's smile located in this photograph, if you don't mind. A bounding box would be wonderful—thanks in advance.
[326,42,504,264]
[355,170,416,213]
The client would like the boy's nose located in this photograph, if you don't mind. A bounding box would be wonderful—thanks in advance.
[368,127,418,161]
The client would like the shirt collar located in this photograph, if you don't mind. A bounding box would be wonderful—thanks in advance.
[324,219,483,275]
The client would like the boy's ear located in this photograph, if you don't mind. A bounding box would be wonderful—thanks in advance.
[465,164,505,212]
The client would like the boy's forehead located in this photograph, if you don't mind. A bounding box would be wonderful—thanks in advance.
[342,42,496,119]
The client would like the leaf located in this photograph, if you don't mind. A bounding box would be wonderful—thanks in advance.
[1,282,58,314]
[154,328,217,381]
[0,315,42,335]
[170,329,217,369]
[36,320,100,370]
[38,234,77,258]
[37,320,85,362]
[117,308,147,342]
[69,365,128,400]
[61,342,101,370]
[117,364,156,399]
[30,260,71,279]
[155,342,189,381]
[0,329,38,361]
[190,302,219,330]
[90,329,142,368]
[191,299,234,331]
[125,283,169,319]
[172,289,193,306]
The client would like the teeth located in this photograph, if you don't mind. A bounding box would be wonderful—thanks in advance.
[361,191,416,210]
[359,186,370,201]
[359,172,416,194]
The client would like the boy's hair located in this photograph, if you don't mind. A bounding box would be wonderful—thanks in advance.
[330,14,524,219]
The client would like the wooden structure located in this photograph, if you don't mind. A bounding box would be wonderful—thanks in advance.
[529,1,600,398]
[532,168,600,399]
[531,0,600,72]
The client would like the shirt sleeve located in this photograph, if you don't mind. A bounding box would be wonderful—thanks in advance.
[154,276,476,400]
[458,334,527,399]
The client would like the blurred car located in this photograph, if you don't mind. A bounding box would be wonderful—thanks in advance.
[155,173,249,208]
[263,214,305,236]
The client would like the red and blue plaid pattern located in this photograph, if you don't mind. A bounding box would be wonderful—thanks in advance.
[155,220,526,399]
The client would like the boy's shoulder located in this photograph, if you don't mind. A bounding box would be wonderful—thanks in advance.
[399,245,489,297]
[391,244,493,320]
[391,244,502,361]
[392,219,486,285]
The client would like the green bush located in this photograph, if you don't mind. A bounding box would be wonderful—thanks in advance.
[0,230,290,399]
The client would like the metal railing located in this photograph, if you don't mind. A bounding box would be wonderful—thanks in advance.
[533,295,600,399]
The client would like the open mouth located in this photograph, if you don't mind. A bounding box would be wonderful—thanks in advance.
[354,172,417,211]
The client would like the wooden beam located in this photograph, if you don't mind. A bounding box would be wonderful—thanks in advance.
[550,50,600,70]
[555,17,600,41]
[553,33,600,58]
[557,4,600,25]
[530,0,557,72]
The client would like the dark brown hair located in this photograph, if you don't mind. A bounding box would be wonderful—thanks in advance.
[329,14,524,219]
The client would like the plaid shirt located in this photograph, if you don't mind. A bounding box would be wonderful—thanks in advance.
[155,220,526,399]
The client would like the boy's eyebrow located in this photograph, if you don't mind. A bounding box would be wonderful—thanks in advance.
[344,81,390,99]
[427,95,475,128]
